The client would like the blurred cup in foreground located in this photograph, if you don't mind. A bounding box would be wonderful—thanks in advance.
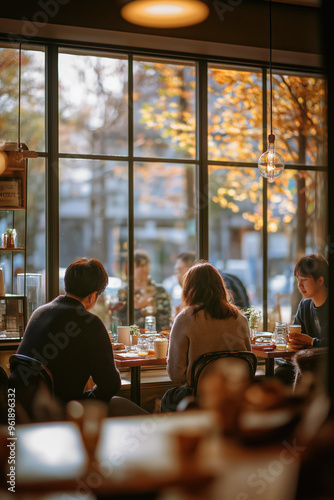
[154,338,168,358]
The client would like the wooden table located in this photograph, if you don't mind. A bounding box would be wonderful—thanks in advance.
[251,346,296,377]
[115,354,167,405]
[4,410,303,500]
[5,411,218,497]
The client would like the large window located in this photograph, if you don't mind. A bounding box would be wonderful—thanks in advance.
[0,43,327,334]
[0,46,46,303]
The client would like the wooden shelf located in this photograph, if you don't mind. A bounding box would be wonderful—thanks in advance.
[0,151,27,209]
[0,247,25,251]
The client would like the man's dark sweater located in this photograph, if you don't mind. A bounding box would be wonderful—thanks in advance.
[294,297,329,347]
[17,295,121,403]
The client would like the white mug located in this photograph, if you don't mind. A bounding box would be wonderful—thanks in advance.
[117,326,130,345]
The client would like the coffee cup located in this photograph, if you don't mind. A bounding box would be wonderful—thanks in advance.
[288,324,302,335]
[287,324,302,350]
[117,326,130,345]
[154,338,168,358]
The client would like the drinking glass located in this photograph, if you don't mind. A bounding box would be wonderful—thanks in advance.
[137,338,149,358]
[145,315,156,332]
[274,321,287,350]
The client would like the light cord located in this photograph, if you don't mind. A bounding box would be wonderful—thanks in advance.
[18,42,22,150]
[269,0,273,135]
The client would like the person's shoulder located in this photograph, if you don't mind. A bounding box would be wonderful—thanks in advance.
[298,298,313,310]
[232,310,249,327]
[174,305,194,321]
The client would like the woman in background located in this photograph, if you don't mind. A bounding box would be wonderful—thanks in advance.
[116,250,171,332]
[161,260,251,411]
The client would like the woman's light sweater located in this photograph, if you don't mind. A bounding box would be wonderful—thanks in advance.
[167,305,251,386]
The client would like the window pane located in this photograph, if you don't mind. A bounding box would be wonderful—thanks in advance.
[59,159,128,329]
[0,47,45,152]
[59,52,128,156]
[208,66,262,162]
[133,59,196,159]
[27,157,46,305]
[209,166,263,311]
[272,73,327,167]
[133,162,196,323]
[267,169,327,329]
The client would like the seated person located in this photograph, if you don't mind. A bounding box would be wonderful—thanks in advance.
[275,253,328,385]
[161,260,251,411]
[116,250,171,332]
[173,252,250,315]
[174,251,196,316]
[10,257,147,417]
[220,272,250,311]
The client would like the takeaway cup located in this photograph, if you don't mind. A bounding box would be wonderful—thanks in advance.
[117,326,130,345]
[154,338,168,358]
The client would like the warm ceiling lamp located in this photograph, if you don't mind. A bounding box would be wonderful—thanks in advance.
[121,0,209,28]
[257,0,284,182]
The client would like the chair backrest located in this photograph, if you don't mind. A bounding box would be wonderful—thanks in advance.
[0,364,8,393]
[9,354,54,394]
[190,351,257,397]
[292,347,328,389]
[0,364,9,423]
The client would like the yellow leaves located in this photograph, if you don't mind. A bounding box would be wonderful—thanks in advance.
[283,214,293,223]
[249,191,258,203]
[227,201,239,213]
[268,221,279,232]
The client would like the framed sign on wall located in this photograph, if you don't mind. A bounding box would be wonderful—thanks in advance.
[0,178,22,208]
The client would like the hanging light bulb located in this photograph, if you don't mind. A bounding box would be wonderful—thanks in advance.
[258,0,284,182]
[258,134,284,182]
[121,0,209,28]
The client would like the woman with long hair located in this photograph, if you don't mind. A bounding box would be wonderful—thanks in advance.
[161,260,251,411]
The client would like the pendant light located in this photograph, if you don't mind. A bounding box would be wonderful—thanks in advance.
[258,0,284,183]
[121,0,209,28]
[14,42,38,162]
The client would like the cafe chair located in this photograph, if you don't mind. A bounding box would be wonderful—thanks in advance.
[0,364,8,424]
[8,354,56,422]
[291,347,328,390]
[9,353,54,394]
[190,351,257,397]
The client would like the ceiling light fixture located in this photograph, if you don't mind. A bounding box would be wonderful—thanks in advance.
[121,0,209,28]
[258,0,284,183]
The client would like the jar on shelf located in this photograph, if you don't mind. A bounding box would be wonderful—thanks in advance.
[2,229,17,249]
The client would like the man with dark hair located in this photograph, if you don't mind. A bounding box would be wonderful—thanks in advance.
[15,257,120,405]
[174,252,250,313]
[64,257,109,299]
[275,253,328,385]
[174,252,196,287]
[290,253,329,348]
[13,258,147,416]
